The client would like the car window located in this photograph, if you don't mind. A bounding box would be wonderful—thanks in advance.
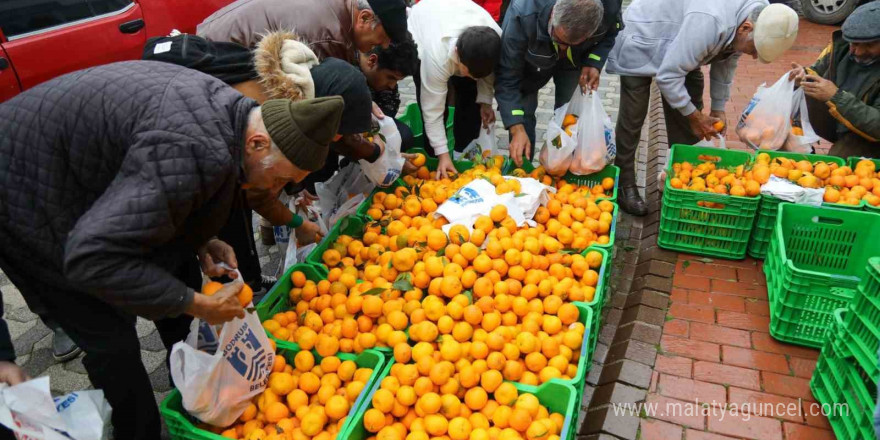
[0,0,133,39]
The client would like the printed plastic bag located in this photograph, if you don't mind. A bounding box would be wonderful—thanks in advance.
[457,125,497,162]
[781,88,820,153]
[170,282,275,427]
[360,116,405,187]
[736,73,795,150]
[570,92,617,175]
[436,179,526,230]
[0,377,112,440]
[760,175,824,205]
[540,93,578,176]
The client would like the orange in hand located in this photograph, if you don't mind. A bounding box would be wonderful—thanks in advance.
[712,120,725,132]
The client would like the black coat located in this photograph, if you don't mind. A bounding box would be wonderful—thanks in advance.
[0,61,257,322]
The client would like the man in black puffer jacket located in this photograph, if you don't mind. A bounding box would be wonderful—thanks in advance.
[0,61,344,439]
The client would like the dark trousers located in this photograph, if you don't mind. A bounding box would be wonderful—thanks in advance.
[413,72,482,157]
[1,258,199,440]
[614,71,704,186]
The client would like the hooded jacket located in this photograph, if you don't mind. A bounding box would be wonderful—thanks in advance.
[605,0,767,115]
[496,0,622,129]
[0,61,256,320]
[808,30,880,157]
[197,0,359,63]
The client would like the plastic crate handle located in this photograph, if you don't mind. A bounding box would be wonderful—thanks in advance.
[812,215,845,226]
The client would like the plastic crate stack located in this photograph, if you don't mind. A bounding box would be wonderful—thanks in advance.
[765,204,880,348]
[810,257,880,440]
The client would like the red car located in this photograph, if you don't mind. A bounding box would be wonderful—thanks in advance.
[0,0,233,102]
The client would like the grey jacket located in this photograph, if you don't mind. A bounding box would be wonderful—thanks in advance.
[606,0,767,115]
[0,61,256,320]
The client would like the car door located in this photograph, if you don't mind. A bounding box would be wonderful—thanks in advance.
[0,0,147,95]
[0,29,21,102]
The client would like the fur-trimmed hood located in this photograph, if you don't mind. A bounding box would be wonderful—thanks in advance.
[254,31,320,101]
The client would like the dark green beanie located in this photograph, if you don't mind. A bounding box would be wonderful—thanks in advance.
[261,96,344,171]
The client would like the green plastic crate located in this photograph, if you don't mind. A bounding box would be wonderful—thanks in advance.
[765,203,880,348]
[160,347,386,440]
[658,145,759,260]
[847,157,880,213]
[837,258,880,379]
[396,103,456,153]
[747,151,846,259]
[580,246,609,366]
[810,309,878,440]
[508,161,620,203]
[305,215,368,276]
[340,363,579,440]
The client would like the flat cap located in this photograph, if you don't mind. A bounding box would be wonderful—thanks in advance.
[842,2,880,43]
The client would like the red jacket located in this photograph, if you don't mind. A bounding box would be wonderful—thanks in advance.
[472,0,502,21]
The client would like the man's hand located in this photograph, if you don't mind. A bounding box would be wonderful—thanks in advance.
[188,280,246,324]
[686,111,721,141]
[802,74,839,102]
[0,361,29,386]
[480,103,496,129]
[401,152,420,175]
[579,67,601,93]
[295,220,322,245]
[508,125,531,167]
[788,62,806,87]
[435,153,457,180]
[709,110,727,135]
[372,102,385,119]
[198,238,238,278]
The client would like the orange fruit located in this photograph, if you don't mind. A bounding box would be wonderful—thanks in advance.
[490,205,508,223]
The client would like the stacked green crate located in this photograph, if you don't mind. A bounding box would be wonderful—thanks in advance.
[810,308,878,440]
[765,204,880,348]
[396,103,456,152]
[658,145,759,259]
[160,347,386,440]
[836,257,880,381]
[847,157,880,213]
[747,150,845,259]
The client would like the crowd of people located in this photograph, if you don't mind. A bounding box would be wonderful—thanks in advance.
[0,0,877,437]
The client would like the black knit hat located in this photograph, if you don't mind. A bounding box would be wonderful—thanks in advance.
[311,58,372,135]
[367,0,408,44]
[261,97,344,171]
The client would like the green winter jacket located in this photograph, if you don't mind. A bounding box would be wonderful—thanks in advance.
[809,30,880,158]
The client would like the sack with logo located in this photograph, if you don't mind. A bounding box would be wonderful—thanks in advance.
[170,281,275,426]
[457,126,498,162]
[570,92,617,175]
[0,376,112,440]
[360,116,405,187]
[540,94,577,176]
[736,73,795,150]
[435,179,525,232]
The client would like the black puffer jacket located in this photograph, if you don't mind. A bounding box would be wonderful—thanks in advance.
[0,61,257,320]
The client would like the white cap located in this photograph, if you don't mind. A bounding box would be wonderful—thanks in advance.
[754,4,799,64]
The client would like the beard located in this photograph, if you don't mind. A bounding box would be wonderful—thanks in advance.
[851,53,879,66]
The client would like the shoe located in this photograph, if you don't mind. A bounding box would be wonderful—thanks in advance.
[618,184,648,216]
[52,328,82,362]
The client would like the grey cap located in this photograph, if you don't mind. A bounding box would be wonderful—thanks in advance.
[842,2,880,43]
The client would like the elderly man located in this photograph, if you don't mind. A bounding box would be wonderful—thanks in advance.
[409,0,503,178]
[606,1,798,215]
[791,2,880,159]
[197,0,408,63]
[497,0,621,167]
[0,61,343,439]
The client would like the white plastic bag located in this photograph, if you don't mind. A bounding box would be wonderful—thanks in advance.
[570,92,617,175]
[760,175,824,205]
[170,287,275,427]
[360,116,405,187]
[457,125,497,162]
[0,377,112,440]
[540,94,577,176]
[436,179,525,230]
[736,73,795,150]
[781,88,820,153]
[316,163,375,230]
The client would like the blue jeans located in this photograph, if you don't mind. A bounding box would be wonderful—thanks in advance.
[519,67,580,158]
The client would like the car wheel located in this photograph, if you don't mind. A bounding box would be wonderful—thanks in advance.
[800,0,859,24]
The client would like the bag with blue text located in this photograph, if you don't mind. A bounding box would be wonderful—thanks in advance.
[360,116,405,187]
[169,284,275,426]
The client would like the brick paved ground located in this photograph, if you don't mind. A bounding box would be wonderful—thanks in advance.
[639,18,842,440]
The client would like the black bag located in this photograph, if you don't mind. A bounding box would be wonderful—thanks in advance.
[143,34,257,85]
